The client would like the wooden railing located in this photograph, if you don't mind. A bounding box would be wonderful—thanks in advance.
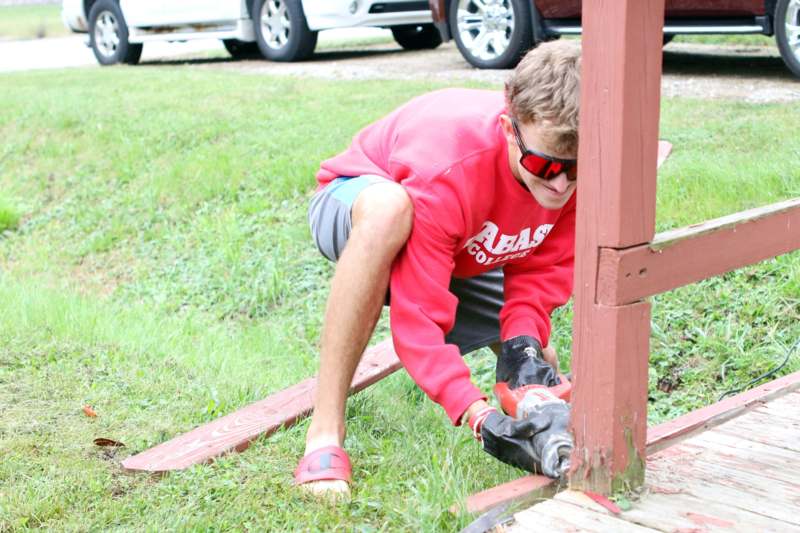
[568,0,800,493]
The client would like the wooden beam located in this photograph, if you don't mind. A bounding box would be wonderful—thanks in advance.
[122,340,400,473]
[597,198,800,306]
[578,1,664,249]
[569,0,665,494]
[569,301,652,492]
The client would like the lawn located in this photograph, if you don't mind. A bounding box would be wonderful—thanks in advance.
[0,4,70,40]
[672,34,775,47]
[0,67,798,531]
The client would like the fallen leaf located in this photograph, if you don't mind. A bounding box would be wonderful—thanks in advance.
[83,405,98,418]
[93,438,125,447]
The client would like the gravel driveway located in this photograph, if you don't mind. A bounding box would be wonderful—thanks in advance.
[4,30,798,102]
[154,39,799,103]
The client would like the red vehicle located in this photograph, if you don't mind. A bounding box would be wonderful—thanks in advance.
[428,0,800,77]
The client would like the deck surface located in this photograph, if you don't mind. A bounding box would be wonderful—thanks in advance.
[508,390,800,533]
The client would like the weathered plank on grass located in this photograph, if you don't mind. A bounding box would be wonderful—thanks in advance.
[121,340,400,473]
[453,474,557,515]
[646,370,800,453]
[597,197,800,306]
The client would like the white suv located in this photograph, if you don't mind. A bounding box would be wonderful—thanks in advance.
[62,0,439,65]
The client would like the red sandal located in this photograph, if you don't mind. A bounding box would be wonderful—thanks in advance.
[293,445,352,485]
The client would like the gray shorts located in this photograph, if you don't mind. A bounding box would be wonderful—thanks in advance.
[308,175,505,355]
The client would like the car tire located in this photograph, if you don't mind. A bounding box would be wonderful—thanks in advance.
[223,39,261,59]
[775,0,800,78]
[449,0,533,69]
[253,0,318,61]
[88,0,142,66]
[391,24,443,50]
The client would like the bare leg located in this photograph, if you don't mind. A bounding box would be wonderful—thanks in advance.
[300,182,413,497]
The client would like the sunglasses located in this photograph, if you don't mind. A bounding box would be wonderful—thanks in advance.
[511,119,577,182]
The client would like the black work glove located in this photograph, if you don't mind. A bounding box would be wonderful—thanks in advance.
[480,402,572,478]
[496,335,560,389]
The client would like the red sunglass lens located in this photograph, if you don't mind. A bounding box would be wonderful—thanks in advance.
[521,154,548,176]
[545,161,563,179]
[566,164,578,181]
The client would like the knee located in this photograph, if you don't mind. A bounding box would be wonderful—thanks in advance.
[352,183,414,247]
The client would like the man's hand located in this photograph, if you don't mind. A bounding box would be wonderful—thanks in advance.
[496,335,560,389]
[479,402,572,478]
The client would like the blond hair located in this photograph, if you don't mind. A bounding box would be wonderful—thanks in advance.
[504,40,581,154]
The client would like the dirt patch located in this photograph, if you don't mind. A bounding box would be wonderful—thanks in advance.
[144,40,800,102]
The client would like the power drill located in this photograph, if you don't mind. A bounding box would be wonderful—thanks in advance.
[493,337,574,478]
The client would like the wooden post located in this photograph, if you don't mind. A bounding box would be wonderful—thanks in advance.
[568,0,665,494]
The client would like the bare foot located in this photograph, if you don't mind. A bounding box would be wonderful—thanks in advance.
[297,479,351,502]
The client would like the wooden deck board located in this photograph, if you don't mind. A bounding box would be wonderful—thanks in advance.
[646,447,800,524]
[756,397,800,423]
[757,388,800,412]
[510,499,659,532]
[507,391,800,531]
[677,433,800,485]
[713,408,800,453]
[619,491,792,533]
[645,457,800,526]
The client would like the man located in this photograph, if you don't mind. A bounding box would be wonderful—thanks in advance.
[294,41,580,498]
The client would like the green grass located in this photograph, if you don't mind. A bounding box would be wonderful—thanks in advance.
[672,34,775,47]
[1,67,799,530]
[0,4,70,40]
[0,196,21,232]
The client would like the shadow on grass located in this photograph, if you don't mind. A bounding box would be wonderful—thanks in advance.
[138,47,405,67]
[662,49,795,80]
[134,42,797,81]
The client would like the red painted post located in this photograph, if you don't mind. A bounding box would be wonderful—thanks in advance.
[568,0,665,493]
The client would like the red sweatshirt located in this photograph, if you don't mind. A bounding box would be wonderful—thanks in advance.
[317,89,575,425]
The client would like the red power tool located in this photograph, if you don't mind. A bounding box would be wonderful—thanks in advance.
[492,374,573,478]
[493,373,571,419]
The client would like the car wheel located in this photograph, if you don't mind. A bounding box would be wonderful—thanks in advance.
[253,0,318,61]
[449,0,532,69]
[223,39,261,59]
[88,0,142,66]
[391,24,443,50]
[775,0,800,78]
